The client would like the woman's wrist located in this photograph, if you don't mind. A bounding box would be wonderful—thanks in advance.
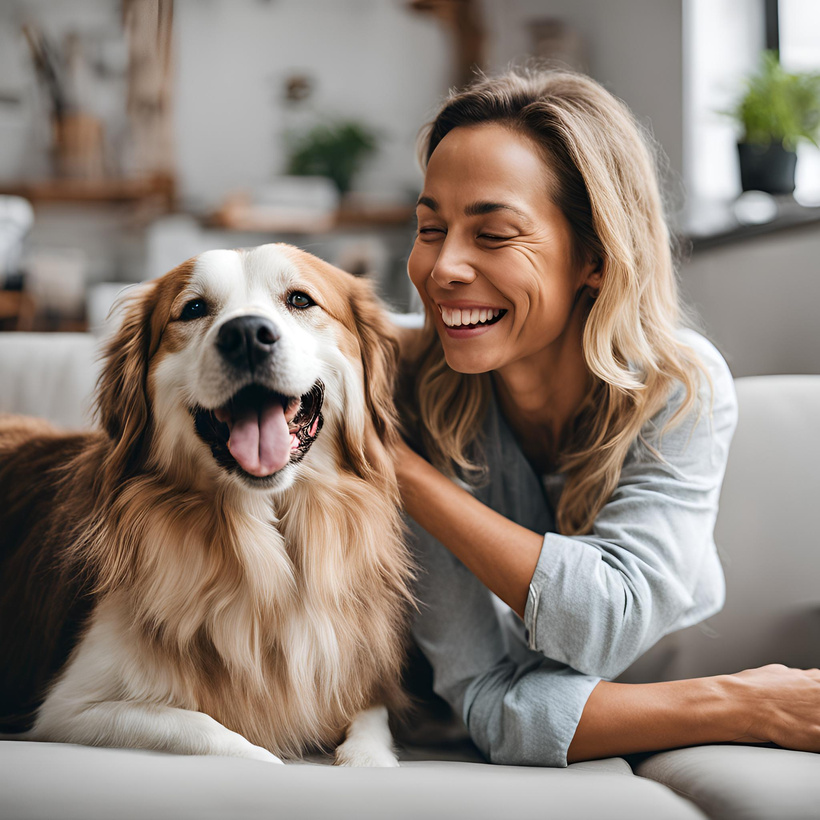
[707,673,748,741]
[689,674,745,742]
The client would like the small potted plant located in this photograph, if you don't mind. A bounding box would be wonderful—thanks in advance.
[285,120,379,196]
[729,51,820,194]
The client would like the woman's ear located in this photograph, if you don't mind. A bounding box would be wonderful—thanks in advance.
[95,282,159,478]
[583,256,604,285]
[580,256,604,298]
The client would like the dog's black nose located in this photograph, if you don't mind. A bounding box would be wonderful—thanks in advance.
[215,316,279,371]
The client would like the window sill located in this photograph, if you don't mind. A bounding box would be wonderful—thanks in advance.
[683,195,820,253]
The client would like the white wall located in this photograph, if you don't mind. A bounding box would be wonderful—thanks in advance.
[0,0,451,208]
[484,0,685,193]
[173,0,450,208]
[3,0,688,212]
[681,228,820,377]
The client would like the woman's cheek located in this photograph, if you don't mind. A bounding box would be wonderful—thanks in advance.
[407,243,431,292]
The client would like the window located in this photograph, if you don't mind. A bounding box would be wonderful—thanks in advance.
[684,0,820,205]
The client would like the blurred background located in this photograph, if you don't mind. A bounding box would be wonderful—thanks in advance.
[0,0,818,378]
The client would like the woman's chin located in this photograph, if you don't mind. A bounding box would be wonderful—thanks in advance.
[442,347,500,375]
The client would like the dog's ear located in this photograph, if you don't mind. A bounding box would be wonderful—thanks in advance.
[349,277,401,450]
[95,282,161,479]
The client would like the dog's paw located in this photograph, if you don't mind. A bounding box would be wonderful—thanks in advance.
[243,745,285,764]
[334,740,399,768]
[221,738,285,766]
[207,722,284,764]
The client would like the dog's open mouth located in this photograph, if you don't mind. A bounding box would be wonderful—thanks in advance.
[193,381,324,480]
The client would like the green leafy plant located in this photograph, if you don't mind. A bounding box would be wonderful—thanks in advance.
[729,51,820,149]
[285,121,379,195]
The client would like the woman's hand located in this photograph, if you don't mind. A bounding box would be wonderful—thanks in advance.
[723,664,820,750]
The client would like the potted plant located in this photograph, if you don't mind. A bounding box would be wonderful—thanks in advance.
[285,120,379,196]
[729,51,820,194]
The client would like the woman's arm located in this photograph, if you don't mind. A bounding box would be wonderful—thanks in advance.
[396,440,540,618]
[408,506,820,766]
[568,666,820,762]
[568,676,732,762]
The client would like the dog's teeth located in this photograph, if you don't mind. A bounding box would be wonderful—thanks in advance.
[470,308,479,325]
[479,309,487,323]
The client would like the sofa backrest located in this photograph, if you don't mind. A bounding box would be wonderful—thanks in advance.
[0,332,99,429]
[620,375,820,682]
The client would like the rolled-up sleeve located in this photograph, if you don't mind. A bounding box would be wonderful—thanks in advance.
[523,338,738,679]
[409,516,601,767]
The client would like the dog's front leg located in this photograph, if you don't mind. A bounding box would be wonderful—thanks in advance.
[334,705,399,767]
[31,700,283,764]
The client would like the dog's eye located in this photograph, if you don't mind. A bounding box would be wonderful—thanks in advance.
[180,299,208,321]
[288,292,314,309]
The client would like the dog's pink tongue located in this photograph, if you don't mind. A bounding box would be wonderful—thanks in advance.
[228,402,291,476]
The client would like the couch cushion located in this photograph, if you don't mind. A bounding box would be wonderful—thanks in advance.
[0,741,707,820]
[635,745,820,820]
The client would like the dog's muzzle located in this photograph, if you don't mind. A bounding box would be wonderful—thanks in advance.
[191,315,324,484]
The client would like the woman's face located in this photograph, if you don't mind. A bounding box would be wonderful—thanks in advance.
[408,123,600,375]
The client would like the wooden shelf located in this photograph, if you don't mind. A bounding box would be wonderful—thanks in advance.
[0,175,174,207]
[210,196,415,234]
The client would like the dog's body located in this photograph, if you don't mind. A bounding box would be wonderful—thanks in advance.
[0,244,412,765]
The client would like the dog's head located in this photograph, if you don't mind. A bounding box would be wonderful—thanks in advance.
[96,244,398,494]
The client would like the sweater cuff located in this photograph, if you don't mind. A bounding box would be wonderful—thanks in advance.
[523,532,550,652]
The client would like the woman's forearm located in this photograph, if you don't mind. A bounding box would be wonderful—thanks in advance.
[397,443,542,617]
[567,676,739,763]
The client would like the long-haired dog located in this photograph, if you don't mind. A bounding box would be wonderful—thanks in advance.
[0,244,413,766]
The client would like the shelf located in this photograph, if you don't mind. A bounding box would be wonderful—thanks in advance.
[0,175,174,207]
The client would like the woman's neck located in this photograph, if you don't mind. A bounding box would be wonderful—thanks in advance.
[491,310,591,474]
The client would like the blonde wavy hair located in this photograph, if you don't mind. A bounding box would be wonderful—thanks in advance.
[405,68,708,536]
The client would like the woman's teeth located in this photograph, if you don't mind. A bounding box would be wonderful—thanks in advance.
[440,306,503,327]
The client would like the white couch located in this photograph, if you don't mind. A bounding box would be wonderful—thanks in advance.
[1,332,818,820]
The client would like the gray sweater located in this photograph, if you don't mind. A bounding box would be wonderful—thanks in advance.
[408,329,739,766]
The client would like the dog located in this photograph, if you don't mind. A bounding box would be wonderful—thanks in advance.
[0,243,413,766]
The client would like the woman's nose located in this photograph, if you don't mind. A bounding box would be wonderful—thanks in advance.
[430,239,477,288]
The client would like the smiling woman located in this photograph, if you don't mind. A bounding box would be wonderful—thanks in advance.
[395,68,820,768]
[409,123,600,386]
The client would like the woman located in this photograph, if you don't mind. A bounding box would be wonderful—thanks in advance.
[394,68,820,766]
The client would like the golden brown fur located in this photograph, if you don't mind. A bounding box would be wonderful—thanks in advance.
[0,244,412,761]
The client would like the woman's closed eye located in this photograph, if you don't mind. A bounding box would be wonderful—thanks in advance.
[418,227,446,240]
[479,233,516,242]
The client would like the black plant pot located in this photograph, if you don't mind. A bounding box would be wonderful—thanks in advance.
[737,141,797,194]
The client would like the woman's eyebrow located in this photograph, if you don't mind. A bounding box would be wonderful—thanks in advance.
[416,196,531,222]
[464,201,529,219]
